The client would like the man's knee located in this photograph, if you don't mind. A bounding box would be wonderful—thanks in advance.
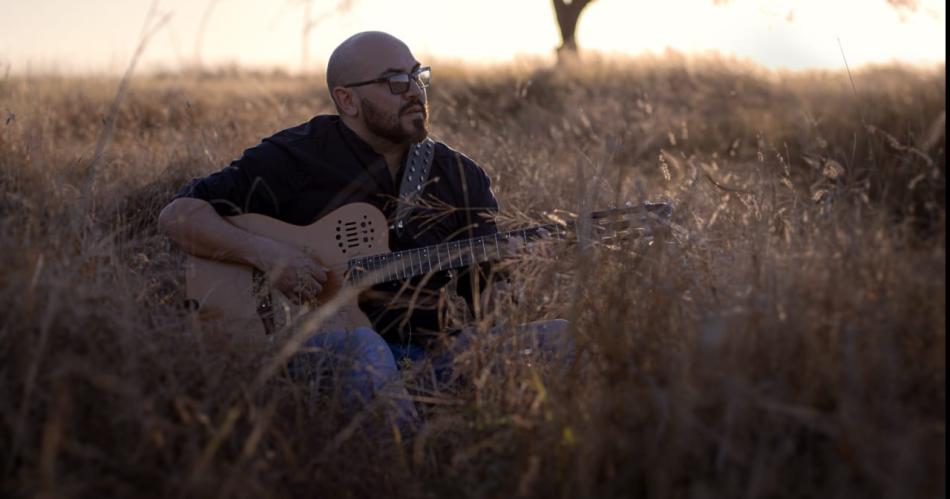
[302,327,385,352]
[294,327,393,373]
[350,327,392,361]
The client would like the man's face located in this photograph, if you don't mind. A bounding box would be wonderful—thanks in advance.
[350,43,429,145]
[360,85,429,145]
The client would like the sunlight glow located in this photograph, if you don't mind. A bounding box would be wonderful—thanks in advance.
[0,0,944,74]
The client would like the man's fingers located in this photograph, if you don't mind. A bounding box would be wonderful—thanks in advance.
[297,273,322,292]
[287,277,322,303]
[308,278,323,296]
[309,265,328,283]
[308,257,329,282]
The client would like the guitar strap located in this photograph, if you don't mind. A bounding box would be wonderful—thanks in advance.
[391,137,436,236]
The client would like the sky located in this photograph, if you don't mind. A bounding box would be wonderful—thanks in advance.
[0,0,945,74]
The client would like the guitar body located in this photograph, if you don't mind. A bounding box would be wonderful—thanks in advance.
[185,202,389,337]
[183,199,673,339]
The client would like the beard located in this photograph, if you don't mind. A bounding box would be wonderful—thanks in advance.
[360,98,429,145]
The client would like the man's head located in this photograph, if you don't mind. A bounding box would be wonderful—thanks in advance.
[327,31,429,146]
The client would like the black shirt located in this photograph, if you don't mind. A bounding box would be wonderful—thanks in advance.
[176,115,499,344]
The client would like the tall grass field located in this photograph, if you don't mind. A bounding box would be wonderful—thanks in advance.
[0,56,945,498]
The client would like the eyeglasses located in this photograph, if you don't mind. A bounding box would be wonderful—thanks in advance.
[343,66,431,95]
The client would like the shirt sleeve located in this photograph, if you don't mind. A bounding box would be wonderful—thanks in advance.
[174,140,302,218]
[453,154,499,239]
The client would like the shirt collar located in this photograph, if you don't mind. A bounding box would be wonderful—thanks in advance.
[335,117,397,194]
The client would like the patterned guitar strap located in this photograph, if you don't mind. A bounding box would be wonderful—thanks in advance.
[390,137,436,237]
[391,138,435,350]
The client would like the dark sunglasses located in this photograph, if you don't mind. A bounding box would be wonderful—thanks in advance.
[343,66,432,95]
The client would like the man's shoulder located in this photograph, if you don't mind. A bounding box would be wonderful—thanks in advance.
[431,139,489,179]
[223,116,339,176]
[266,115,339,148]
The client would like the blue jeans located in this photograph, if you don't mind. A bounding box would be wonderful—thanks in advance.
[289,327,419,430]
[389,319,574,381]
[289,319,573,430]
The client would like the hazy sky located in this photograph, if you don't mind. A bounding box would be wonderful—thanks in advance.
[0,0,945,74]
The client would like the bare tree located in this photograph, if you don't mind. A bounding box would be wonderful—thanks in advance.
[552,0,926,62]
[552,0,596,62]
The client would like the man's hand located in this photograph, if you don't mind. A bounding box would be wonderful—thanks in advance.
[253,238,328,304]
[158,198,328,303]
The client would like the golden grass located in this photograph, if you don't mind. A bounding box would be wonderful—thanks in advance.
[0,57,944,498]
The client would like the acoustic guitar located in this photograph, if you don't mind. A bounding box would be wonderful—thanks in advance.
[185,201,673,337]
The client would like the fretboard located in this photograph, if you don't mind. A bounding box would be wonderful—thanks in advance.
[345,223,565,286]
[342,202,672,286]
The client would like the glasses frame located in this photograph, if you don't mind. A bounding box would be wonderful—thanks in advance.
[342,66,432,95]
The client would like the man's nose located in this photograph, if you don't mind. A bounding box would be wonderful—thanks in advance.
[404,77,425,100]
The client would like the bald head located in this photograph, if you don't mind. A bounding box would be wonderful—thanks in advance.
[325,31,429,146]
[326,32,414,101]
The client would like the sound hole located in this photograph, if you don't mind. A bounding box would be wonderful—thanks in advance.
[343,220,361,249]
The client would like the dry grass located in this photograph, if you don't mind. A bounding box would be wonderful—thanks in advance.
[0,56,945,498]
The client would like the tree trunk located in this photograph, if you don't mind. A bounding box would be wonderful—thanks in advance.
[553,0,595,61]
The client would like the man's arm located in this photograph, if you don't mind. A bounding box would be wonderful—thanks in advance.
[158,197,327,298]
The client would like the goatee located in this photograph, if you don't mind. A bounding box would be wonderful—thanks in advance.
[361,99,429,145]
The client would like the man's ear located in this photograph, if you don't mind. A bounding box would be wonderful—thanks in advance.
[332,87,359,117]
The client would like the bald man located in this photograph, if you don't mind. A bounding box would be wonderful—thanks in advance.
[160,30,493,329]
[159,32,568,429]
[157,31,503,425]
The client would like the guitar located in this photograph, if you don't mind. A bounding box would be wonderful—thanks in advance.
[185,201,673,337]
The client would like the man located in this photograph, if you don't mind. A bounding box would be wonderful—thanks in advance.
[159,31,567,428]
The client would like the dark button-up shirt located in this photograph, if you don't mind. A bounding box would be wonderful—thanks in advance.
[176,115,498,344]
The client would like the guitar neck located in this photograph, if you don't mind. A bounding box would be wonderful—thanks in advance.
[345,223,565,286]
[343,202,672,287]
